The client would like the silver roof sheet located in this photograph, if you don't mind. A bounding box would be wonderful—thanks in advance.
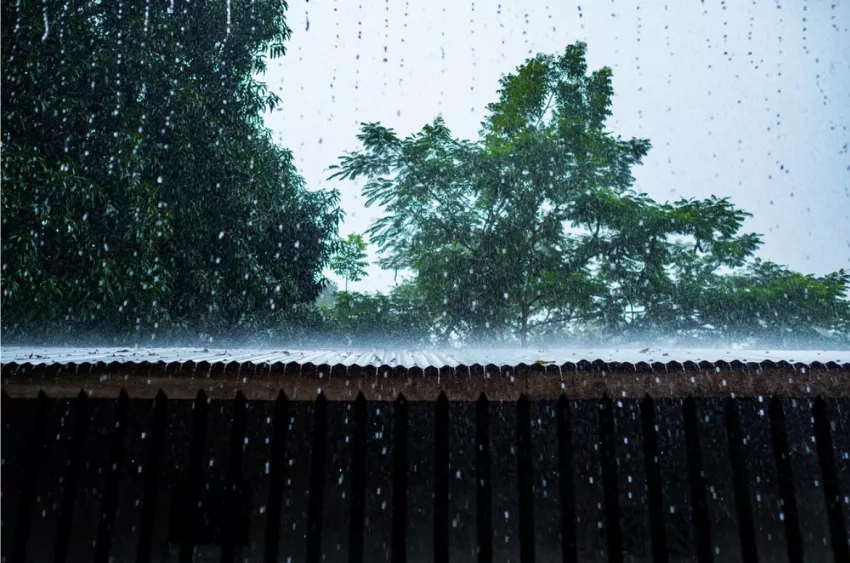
[2,346,849,367]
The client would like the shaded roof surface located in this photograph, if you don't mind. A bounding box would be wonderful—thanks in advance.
[2,346,849,369]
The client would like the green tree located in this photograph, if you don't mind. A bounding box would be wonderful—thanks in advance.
[317,281,434,346]
[330,233,369,291]
[330,43,760,345]
[331,42,850,347]
[1,0,341,342]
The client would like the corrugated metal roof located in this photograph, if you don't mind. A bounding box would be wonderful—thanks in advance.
[2,346,849,368]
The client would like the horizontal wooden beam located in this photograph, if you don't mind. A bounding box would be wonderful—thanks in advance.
[3,366,847,400]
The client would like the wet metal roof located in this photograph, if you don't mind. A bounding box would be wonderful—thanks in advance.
[2,346,849,369]
[2,347,848,400]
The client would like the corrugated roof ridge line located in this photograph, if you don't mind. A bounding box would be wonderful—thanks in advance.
[2,347,850,371]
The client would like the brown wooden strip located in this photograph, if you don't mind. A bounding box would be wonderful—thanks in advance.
[362,401,395,562]
[405,402,435,563]
[571,399,607,562]
[447,401,477,563]
[65,396,119,561]
[4,368,847,400]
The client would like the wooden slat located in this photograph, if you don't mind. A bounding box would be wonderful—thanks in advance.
[405,401,435,562]
[693,399,743,563]
[319,400,353,562]
[277,401,314,563]
[780,398,832,561]
[3,392,850,563]
[736,398,789,563]
[529,399,562,562]
[1,394,45,563]
[653,398,698,561]
[5,367,848,401]
[93,395,150,561]
[64,395,119,561]
[447,401,477,563]
[24,397,83,562]
[490,400,521,561]
[142,395,194,561]
[819,398,850,560]
[362,400,395,562]
[571,399,607,562]
[612,398,651,563]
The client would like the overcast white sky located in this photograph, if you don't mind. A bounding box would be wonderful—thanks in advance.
[263,0,850,293]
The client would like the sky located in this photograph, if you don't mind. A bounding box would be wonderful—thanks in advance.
[263,0,850,293]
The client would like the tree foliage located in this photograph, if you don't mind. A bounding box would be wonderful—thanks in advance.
[1,0,341,342]
[330,233,369,291]
[332,42,849,346]
[312,282,434,346]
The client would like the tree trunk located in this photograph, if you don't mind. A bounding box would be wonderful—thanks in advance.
[520,305,529,348]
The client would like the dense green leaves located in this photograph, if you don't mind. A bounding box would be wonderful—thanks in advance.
[3,15,847,349]
[332,42,850,347]
[1,0,341,343]
[330,233,369,291]
[313,282,434,346]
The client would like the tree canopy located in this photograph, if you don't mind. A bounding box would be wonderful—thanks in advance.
[331,42,849,347]
[2,0,341,343]
[3,10,847,350]
[330,233,369,291]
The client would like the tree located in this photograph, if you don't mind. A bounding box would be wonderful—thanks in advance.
[1,0,342,343]
[317,281,434,346]
[331,43,765,345]
[330,233,369,291]
[671,260,850,346]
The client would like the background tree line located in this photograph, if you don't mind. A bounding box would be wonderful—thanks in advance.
[3,1,848,347]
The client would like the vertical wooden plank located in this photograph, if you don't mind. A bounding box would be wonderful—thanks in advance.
[435,394,451,563]
[52,391,90,563]
[349,394,368,563]
[132,391,169,563]
[819,397,850,560]
[320,400,352,563]
[780,397,832,562]
[768,398,803,563]
[598,396,623,563]
[682,397,715,563]
[101,396,155,561]
[348,393,369,563]
[694,399,743,563]
[175,392,213,563]
[736,397,789,563]
[221,394,249,563]
[263,392,289,563]
[306,395,328,563]
[640,396,669,563]
[516,395,535,563]
[571,398,607,563]
[490,401,520,563]
[1,395,45,563]
[653,398,698,562]
[363,400,395,562]
[477,395,494,563]
[612,398,651,563]
[447,400,477,563]
[279,400,314,563]
[555,396,577,563]
[143,395,194,561]
[236,398,276,562]
[94,392,130,563]
[64,396,119,561]
[24,397,80,562]
[406,401,435,563]
[392,395,409,563]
